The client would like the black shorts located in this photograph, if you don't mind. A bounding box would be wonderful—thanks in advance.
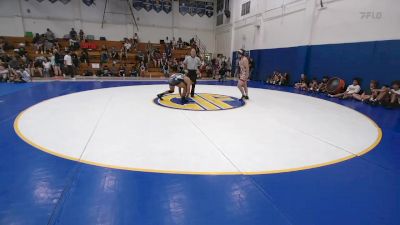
[188,70,197,84]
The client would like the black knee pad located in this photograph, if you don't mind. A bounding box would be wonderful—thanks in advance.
[168,90,174,93]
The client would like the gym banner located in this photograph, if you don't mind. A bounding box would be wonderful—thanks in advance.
[162,0,172,14]
[179,0,189,16]
[188,1,197,16]
[153,0,162,13]
[82,0,94,6]
[132,0,143,10]
[205,2,214,17]
[196,1,206,17]
[143,0,153,12]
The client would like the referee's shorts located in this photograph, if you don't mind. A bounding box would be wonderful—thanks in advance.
[187,70,197,84]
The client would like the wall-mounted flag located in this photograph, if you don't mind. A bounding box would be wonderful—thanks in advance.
[162,0,172,14]
[82,0,94,6]
[143,0,153,12]
[132,0,143,10]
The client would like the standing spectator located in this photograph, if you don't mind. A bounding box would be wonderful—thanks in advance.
[80,49,89,64]
[45,28,55,42]
[118,64,126,77]
[69,28,77,40]
[140,61,146,77]
[64,51,74,79]
[79,29,85,41]
[33,33,44,54]
[133,33,139,49]
[111,47,119,61]
[52,49,63,77]
[42,58,51,77]
[71,51,79,75]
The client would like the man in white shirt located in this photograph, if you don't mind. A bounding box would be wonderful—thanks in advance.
[64,52,74,79]
[183,48,201,97]
[329,78,361,99]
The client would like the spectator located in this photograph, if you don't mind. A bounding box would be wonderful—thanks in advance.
[133,33,139,49]
[53,49,63,77]
[294,74,308,90]
[79,29,85,41]
[101,65,110,76]
[317,76,329,92]
[0,63,9,82]
[33,33,44,54]
[64,51,74,79]
[352,80,378,102]
[80,49,89,64]
[71,51,79,75]
[308,78,319,91]
[118,64,126,77]
[42,58,51,77]
[100,45,109,64]
[140,61,146,77]
[111,47,119,61]
[177,37,183,49]
[329,78,361,99]
[45,28,55,42]
[130,64,138,77]
[69,28,77,40]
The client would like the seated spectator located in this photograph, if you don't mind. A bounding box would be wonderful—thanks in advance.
[308,78,319,91]
[31,59,43,77]
[370,81,400,107]
[43,40,54,53]
[279,73,289,86]
[294,74,308,90]
[140,61,146,77]
[177,37,183,49]
[110,64,118,76]
[45,28,55,42]
[353,80,379,102]
[130,64,138,77]
[124,39,132,53]
[102,65,111,76]
[79,29,85,41]
[100,45,109,63]
[69,28,77,40]
[80,49,89,64]
[111,47,119,61]
[69,38,79,51]
[118,64,126,77]
[120,47,127,61]
[329,78,361,99]
[162,61,169,78]
[16,67,31,83]
[0,37,6,54]
[317,76,329,92]
[0,63,9,82]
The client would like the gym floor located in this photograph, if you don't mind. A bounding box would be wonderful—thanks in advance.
[0,80,399,225]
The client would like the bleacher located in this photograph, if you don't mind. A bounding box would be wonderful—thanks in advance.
[1,36,192,78]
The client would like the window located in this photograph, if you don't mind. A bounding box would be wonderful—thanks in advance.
[241,1,250,16]
[217,14,224,26]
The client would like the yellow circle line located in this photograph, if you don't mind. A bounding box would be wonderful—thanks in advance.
[13,94,383,176]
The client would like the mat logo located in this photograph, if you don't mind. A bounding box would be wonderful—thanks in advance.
[154,93,245,111]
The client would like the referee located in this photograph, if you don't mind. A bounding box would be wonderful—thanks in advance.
[183,48,201,97]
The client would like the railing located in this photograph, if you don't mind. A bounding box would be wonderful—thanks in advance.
[194,35,208,56]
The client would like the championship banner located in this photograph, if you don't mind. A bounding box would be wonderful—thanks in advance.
[196,1,205,17]
[188,1,197,16]
[82,0,94,6]
[179,0,189,16]
[162,0,172,14]
[132,0,143,10]
[153,0,162,13]
[59,0,70,4]
[205,2,214,17]
[143,0,153,12]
